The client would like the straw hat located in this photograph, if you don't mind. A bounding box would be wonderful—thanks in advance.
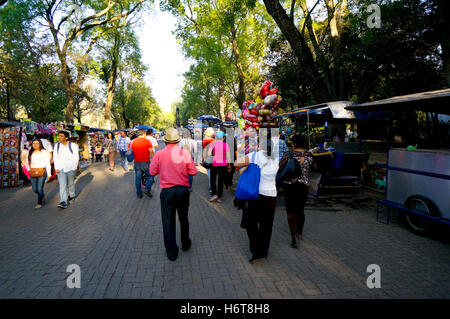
[163,127,182,144]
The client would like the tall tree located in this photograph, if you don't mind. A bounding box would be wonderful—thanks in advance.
[262,0,330,103]
[38,0,146,123]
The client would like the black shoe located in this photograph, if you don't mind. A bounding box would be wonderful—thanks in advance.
[249,256,265,264]
[144,191,153,198]
[167,247,179,261]
[290,235,298,248]
[137,193,143,198]
[58,202,68,209]
[68,196,76,203]
[182,239,192,252]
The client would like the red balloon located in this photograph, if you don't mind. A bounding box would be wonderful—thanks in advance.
[259,80,272,99]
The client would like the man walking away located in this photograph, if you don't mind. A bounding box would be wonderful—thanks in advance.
[150,128,198,261]
[131,129,154,198]
[117,130,131,172]
[53,130,79,209]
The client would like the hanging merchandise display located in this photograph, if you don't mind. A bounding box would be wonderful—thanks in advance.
[0,126,22,188]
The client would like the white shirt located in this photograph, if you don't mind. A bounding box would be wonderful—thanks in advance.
[53,141,79,172]
[248,150,279,197]
[40,139,53,153]
[25,149,52,178]
[147,136,158,153]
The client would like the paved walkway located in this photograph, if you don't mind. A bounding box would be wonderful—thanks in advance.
[1,141,450,299]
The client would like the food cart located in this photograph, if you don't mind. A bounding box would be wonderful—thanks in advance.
[346,88,450,235]
[274,101,389,194]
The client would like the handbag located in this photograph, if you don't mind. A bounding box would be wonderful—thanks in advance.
[104,148,109,156]
[235,153,261,200]
[125,141,134,162]
[276,151,302,187]
[202,143,215,169]
[30,167,45,178]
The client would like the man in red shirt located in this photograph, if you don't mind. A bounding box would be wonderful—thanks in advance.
[130,129,154,198]
[150,128,198,261]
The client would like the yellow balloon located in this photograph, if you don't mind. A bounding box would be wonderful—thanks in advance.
[255,96,264,104]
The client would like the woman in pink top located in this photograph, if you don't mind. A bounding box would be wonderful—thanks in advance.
[207,131,231,203]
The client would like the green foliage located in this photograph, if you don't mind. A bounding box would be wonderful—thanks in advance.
[113,78,163,129]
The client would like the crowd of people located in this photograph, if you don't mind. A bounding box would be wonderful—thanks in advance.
[25,126,313,264]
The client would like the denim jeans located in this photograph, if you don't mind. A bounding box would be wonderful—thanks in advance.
[160,186,190,258]
[31,172,47,204]
[57,170,75,203]
[134,162,153,195]
[119,151,128,170]
[188,175,193,190]
[207,168,211,192]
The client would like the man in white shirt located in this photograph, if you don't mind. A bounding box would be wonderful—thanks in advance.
[146,129,159,156]
[53,130,79,209]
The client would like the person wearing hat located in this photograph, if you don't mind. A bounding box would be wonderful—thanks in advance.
[150,128,198,261]
[53,130,79,209]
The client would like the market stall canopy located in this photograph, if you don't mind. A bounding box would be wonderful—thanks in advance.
[0,120,22,127]
[89,127,112,133]
[67,124,89,132]
[275,101,389,121]
[215,121,238,128]
[197,115,221,122]
[134,125,157,133]
[345,89,450,115]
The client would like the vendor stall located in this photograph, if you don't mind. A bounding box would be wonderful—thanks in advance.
[0,121,23,188]
[275,101,389,194]
[346,88,450,235]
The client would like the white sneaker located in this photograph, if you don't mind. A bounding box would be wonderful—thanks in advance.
[216,198,222,203]
[209,195,218,202]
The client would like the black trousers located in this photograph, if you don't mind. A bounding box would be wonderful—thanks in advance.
[160,186,190,258]
[210,166,227,198]
[284,182,309,236]
[245,195,277,258]
[224,163,235,187]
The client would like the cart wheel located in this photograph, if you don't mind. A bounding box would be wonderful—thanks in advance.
[404,195,439,236]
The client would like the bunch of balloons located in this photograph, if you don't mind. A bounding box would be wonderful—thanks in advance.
[237,80,281,130]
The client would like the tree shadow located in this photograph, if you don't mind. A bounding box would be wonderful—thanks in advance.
[75,172,94,196]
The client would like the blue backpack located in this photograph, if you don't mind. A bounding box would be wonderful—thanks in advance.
[235,153,261,200]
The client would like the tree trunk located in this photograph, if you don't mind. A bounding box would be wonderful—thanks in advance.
[438,0,450,87]
[104,34,120,130]
[324,0,345,99]
[230,24,246,108]
[263,0,330,103]
[218,77,226,121]
[299,0,332,95]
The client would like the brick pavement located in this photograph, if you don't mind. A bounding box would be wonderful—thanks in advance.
[0,141,450,299]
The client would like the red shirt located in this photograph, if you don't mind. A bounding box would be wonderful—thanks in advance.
[130,137,152,163]
[149,144,198,189]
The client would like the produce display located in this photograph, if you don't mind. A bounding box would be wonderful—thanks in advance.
[237,80,282,130]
